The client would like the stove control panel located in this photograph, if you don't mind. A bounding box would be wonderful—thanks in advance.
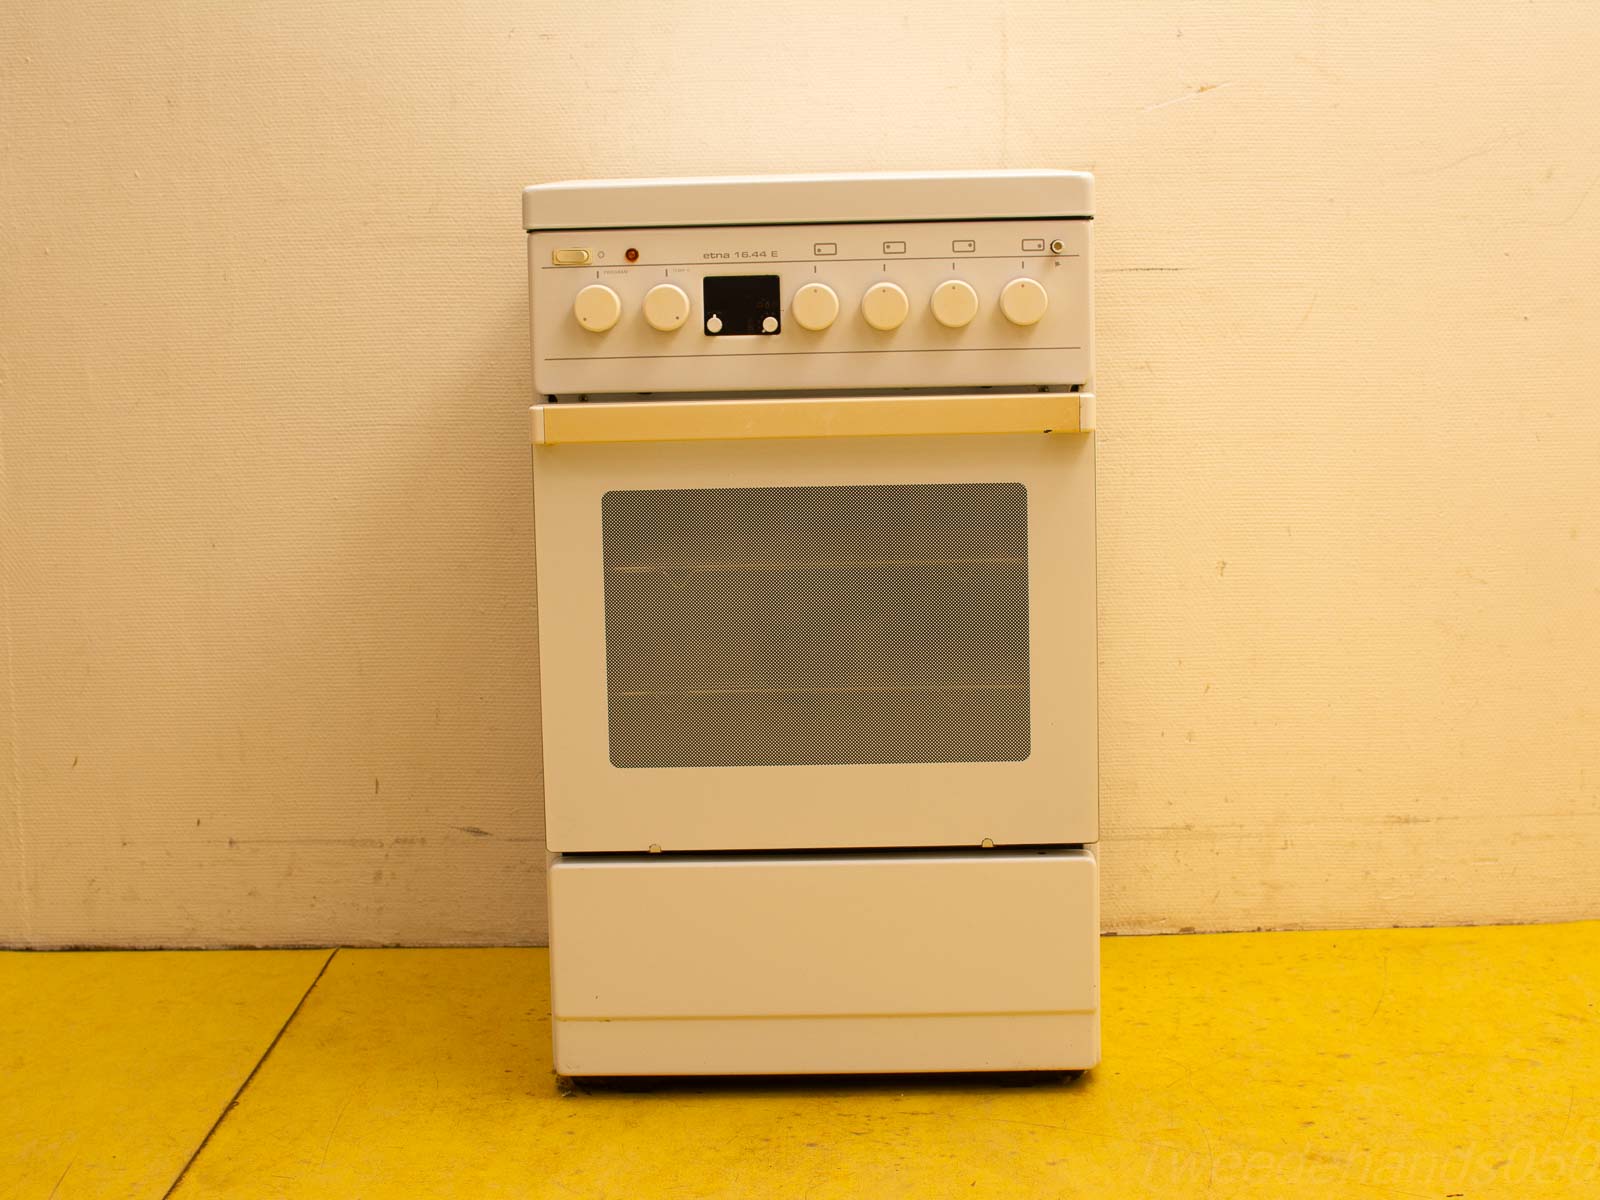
[528,220,1091,396]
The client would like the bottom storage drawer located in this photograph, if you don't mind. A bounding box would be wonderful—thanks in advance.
[548,848,1099,1075]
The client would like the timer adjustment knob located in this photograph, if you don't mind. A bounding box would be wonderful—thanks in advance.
[861,281,910,331]
[642,283,691,331]
[930,279,980,328]
[791,282,840,331]
[999,277,1049,327]
[573,284,622,333]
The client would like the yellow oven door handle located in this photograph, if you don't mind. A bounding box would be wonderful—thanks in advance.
[531,392,1094,446]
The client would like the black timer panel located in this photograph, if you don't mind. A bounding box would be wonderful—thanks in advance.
[703,275,782,336]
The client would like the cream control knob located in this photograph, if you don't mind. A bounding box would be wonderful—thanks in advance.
[791,282,839,331]
[999,277,1049,326]
[642,283,691,332]
[861,281,910,331]
[930,279,979,328]
[573,284,622,333]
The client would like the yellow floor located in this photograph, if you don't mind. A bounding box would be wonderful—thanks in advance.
[3,926,1597,1199]
[0,949,330,1199]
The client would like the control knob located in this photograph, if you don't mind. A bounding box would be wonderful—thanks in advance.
[930,279,979,328]
[999,277,1048,327]
[573,284,622,333]
[861,281,910,331]
[642,283,691,332]
[791,282,840,331]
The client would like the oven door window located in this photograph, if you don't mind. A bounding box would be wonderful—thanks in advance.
[600,482,1029,769]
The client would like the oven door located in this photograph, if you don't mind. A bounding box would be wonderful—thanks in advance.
[532,392,1096,852]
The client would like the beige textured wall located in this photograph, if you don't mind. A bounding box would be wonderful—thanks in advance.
[3,2,1598,947]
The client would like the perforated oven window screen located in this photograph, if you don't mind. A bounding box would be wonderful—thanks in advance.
[601,482,1030,769]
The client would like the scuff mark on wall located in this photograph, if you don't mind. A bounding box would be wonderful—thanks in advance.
[1142,81,1235,112]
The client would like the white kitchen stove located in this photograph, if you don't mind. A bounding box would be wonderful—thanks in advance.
[524,170,1097,1075]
